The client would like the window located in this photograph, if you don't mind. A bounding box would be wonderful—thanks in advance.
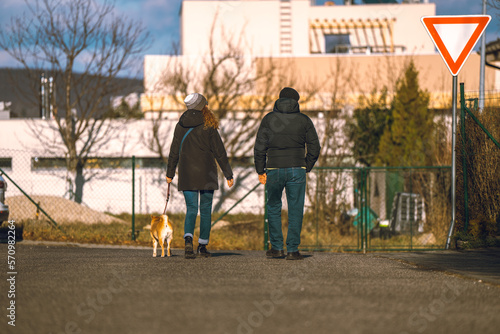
[0,157,12,170]
[31,157,167,170]
[32,157,66,170]
[325,34,351,54]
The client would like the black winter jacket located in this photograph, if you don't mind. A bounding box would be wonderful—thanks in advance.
[167,109,233,191]
[254,98,320,174]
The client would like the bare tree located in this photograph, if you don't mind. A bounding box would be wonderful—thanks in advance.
[487,0,500,10]
[303,56,356,231]
[0,0,150,203]
[141,17,319,212]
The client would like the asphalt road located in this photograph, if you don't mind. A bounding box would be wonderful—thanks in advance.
[376,248,500,286]
[1,243,499,334]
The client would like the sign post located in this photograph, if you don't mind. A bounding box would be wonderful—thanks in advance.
[449,75,457,250]
[421,15,491,249]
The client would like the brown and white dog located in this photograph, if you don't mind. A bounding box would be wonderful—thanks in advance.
[150,215,173,257]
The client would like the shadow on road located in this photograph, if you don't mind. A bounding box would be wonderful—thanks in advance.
[211,252,244,257]
[377,248,500,285]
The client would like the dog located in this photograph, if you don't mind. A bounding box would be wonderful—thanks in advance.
[150,215,173,257]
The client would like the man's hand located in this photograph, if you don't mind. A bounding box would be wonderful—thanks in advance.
[258,173,267,185]
[227,178,234,188]
[166,177,172,183]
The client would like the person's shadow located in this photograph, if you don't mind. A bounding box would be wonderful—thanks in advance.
[210,252,244,257]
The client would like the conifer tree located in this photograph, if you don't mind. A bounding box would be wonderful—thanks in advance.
[347,88,390,166]
[376,60,432,166]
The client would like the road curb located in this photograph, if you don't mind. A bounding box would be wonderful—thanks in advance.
[19,239,154,250]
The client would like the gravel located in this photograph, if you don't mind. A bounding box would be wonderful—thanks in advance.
[5,195,125,224]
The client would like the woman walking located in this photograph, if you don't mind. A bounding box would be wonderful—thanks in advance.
[166,93,234,259]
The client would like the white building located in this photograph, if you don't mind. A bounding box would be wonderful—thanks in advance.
[143,0,498,113]
[0,119,267,218]
[180,0,435,57]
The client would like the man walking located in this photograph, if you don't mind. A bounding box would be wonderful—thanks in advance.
[254,87,320,260]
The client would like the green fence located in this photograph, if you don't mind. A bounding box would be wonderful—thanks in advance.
[1,147,453,251]
[264,166,452,252]
[0,148,265,229]
[456,85,500,234]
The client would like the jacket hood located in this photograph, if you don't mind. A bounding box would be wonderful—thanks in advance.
[179,109,204,128]
[273,98,300,114]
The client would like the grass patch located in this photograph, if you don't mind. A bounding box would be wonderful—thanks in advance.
[16,220,138,245]
[7,211,453,251]
[9,212,266,250]
[453,215,500,250]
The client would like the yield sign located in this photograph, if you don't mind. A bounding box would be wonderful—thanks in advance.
[421,15,491,76]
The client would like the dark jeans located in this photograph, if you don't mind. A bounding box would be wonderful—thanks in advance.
[183,190,214,245]
[266,167,306,252]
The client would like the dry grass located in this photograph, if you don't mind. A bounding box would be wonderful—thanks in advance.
[456,106,500,232]
[131,213,264,250]
[6,203,449,251]
[12,212,265,250]
[18,220,134,245]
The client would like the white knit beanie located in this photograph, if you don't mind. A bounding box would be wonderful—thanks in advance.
[184,93,207,111]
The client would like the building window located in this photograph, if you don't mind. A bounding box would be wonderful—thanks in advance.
[325,34,351,54]
[32,157,66,170]
[31,157,167,170]
[0,157,12,170]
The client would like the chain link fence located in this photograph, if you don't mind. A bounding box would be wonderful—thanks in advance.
[0,148,264,224]
[297,166,451,252]
[1,148,452,251]
[456,86,500,237]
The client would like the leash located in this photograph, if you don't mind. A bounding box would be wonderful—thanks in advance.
[162,128,191,215]
[162,182,171,215]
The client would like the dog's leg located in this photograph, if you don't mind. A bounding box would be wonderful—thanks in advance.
[152,236,157,257]
[160,237,165,257]
[167,234,172,257]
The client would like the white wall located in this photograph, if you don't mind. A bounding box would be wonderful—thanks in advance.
[0,116,345,215]
[0,119,267,215]
[181,0,285,57]
[0,119,163,157]
[290,0,311,55]
[180,0,436,57]
[143,54,255,106]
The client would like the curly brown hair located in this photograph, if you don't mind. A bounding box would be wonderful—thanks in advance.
[202,105,219,129]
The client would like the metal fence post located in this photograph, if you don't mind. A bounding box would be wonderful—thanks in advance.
[460,84,469,231]
[132,155,136,241]
[315,169,319,249]
[409,167,413,251]
[361,168,367,253]
[264,183,269,251]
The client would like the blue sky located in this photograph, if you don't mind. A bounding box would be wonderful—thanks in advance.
[0,0,498,77]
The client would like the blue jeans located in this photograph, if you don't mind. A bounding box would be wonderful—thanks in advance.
[266,167,306,252]
[183,190,214,245]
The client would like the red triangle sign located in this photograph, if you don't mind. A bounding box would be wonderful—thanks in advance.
[421,15,491,76]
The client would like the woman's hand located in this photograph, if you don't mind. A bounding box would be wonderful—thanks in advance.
[258,173,267,185]
[166,177,172,184]
[227,178,234,188]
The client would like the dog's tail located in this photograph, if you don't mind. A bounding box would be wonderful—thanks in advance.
[151,215,160,244]
[152,232,160,244]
